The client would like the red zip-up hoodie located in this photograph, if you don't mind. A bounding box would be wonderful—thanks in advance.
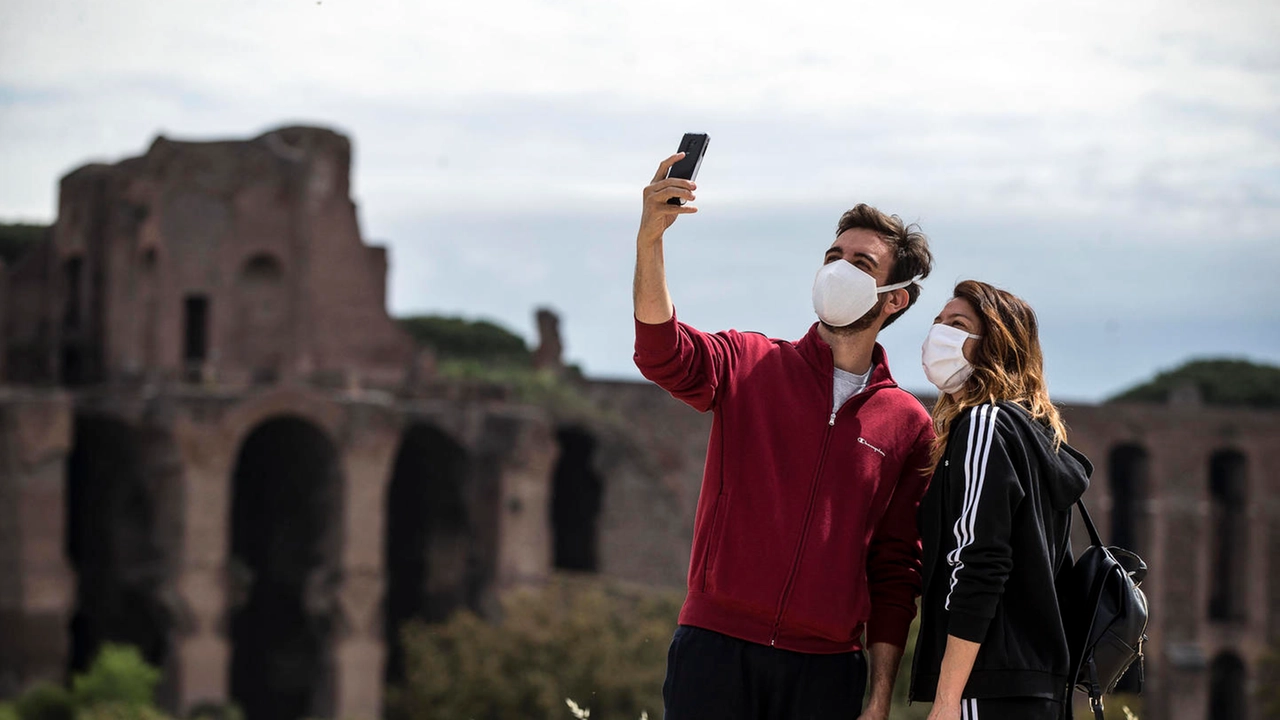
[635,312,935,653]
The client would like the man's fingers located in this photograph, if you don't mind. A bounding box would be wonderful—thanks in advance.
[650,153,686,183]
[644,178,696,198]
[649,202,698,216]
[654,198,699,214]
[647,185,696,205]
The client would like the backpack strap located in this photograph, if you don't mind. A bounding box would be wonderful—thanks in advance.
[1087,658,1106,720]
[1075,499,1104,548]
[1073,499,1109,719]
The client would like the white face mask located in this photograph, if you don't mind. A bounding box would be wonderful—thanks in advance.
[922,323,982,394]
[812,260,920,328]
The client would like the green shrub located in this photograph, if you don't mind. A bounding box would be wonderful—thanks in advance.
[388,584,976,720]
[183,702,244,720]
[1108,358,1280,408]
[1260,644,1280,719]
[398,316,531,365]
[389,575,682,720]
[14,683,75,720]
[71,644,161,710]
[886,617,929,720]
[0,701,18,720]
[75,703,173,720]
[0,223,47,266]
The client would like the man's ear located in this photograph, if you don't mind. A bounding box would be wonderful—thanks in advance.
[884,287,911,316]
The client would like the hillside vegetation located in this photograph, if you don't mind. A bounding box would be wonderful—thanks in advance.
[0,223,48,265]
[1108,358,1280,409]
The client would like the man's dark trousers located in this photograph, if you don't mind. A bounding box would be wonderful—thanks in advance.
[663,625,868,720]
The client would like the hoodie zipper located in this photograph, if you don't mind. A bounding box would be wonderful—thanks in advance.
[768,382,878,646]
[770,418,834,646]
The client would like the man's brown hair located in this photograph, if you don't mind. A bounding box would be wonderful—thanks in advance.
[835,204,933,329]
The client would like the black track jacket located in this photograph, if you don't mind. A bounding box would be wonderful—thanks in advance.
[910,401,1091,702]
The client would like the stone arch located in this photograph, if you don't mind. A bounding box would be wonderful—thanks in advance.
[65,415,173,678]
[1207,651,1247,720]
[382,423,473,688]
[1108,443,1149,553]
[1208,449,1248,622]
[551,425,603,573]
[221,388,345,452]
[236,253,289,384]
[228,415,343,720]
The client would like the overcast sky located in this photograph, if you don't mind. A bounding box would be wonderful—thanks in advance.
[3,0,1278,402]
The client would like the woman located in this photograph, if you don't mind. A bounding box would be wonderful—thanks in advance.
[909,280,1091,720]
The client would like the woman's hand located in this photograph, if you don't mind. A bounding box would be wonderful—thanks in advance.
[925,701,963,720]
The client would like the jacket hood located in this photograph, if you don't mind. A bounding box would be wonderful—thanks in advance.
[1047,442,1092,510]
[1003,402,1091,510]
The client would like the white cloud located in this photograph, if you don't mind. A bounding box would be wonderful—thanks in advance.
[5,0,1277,111]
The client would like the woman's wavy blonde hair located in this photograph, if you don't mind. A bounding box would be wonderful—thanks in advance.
[930,280,1067,467]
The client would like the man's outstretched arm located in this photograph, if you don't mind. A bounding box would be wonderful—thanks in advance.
[634,152,696,324]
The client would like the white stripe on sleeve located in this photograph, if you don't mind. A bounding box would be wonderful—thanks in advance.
[945,405,1000,610]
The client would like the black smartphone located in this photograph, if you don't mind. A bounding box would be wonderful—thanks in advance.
[666,133,709,205]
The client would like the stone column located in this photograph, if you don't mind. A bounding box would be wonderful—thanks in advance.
[484,408,555,592]
[1138,443,1169,720]
[332,404,399,720]
[1162,443,1209,720]
[171,413,234,711]
[0,394,74,696]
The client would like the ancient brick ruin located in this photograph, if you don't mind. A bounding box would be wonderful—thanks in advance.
[0,127,1275,720]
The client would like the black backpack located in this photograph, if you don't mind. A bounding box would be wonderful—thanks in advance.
[1060,500,1150,720]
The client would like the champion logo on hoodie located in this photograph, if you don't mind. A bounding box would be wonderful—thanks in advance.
[858,437,886,457]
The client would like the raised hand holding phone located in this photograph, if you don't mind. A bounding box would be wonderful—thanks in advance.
[638,135,709,243]
[635,134,710,325]
[665,133,709,205]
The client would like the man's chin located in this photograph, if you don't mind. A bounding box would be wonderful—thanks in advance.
[821,318,878,336]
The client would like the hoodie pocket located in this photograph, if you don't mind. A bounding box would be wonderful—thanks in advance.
[701,493,731,593]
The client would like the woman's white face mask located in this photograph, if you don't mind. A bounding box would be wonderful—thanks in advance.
[811,260,919,328]
[922,323,982,394]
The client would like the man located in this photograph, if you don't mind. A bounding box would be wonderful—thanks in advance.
[633,152,936,720]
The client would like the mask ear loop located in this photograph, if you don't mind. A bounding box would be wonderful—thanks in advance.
[877,275,923,318]
[876,274,923,293]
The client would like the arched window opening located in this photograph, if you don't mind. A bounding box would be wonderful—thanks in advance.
[383,424,472,689]
[237,254,287,384]
[1208,450,1248,622]
[228,416,342,720]
[61,257,87,385]
[551,426,603,573]
[66,416,171,678]
[1108,444,1149,553]
[1208,652,1247,720]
